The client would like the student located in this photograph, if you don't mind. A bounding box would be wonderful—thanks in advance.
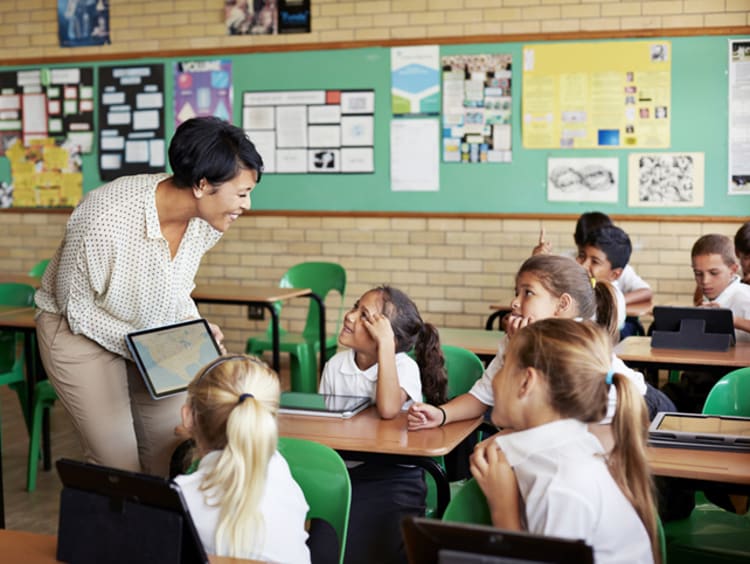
[535,211,653,306]
[470,318,658,564]
[175,354,311,563]
[577,224,636,332]
[691,233,750,341]
[319,285,447,564]
[408,255,671,439]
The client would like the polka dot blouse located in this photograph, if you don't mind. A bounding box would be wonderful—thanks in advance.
[35,174,223,358]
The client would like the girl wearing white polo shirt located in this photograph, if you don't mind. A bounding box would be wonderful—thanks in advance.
[175,355,310,563]
[471,319,658,564]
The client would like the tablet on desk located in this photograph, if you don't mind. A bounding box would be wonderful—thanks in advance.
[649,412,750,452]
[126,319,221,400]
[279,391,372,418]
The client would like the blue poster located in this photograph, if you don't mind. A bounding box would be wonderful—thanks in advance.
[174,60,233,128]
[58,0,110,47]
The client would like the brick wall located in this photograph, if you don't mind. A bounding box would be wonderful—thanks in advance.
[1,0,748,60]
[2,210,742,358]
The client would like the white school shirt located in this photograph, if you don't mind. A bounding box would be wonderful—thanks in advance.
[702,275,750,342]
[613,284,627,329]
[35,174,222,357]
[496,419,654,564]
[175,450,311,563]
[468,336,647,423]
[319,349,422,408]
[613,264,651,295]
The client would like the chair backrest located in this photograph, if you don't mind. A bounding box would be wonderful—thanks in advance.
[442,478,492,525]
[277,437,351,564]
[442,345,485,399]
[702,367,750,416]
[0,283,35,372]
[279,262,347,341]
[28,259,50,278]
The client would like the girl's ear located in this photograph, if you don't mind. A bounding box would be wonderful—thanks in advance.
[181,403,195,432]
[555,292,574,316]
[517,366,539,398]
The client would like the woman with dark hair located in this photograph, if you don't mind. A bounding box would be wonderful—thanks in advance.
[35,117,263,477]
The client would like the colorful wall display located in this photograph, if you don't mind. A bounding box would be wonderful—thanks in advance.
[174,60,233,128]
[0,67,95,156]
[98,64,165,181]
[242,89,375,174]
[225,0,311,35]
[441,54,512,163]
[391,46,440,115]
[57,0,110,47]
[522,41,671,149]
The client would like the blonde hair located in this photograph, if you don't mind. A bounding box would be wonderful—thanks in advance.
[187,355,280,558]
[507,319,659,564]
[517,255,620,341]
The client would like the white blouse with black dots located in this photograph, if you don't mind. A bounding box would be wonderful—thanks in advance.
[35,173,223,358]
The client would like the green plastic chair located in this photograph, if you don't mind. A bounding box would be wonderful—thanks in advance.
[26,379,58,491]
[663,367,750,564]
[277,437,351,564]
[442,477,491,524]
[424,345,485,517]
[27,259,50,278]
[0,283,36,429]
[246,262,346,393]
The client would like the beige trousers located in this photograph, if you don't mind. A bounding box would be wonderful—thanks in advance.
[36,312,185,477]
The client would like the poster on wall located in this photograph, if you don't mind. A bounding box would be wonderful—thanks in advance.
[0,67,95,156]
[523,41,671,149]
[441,53,512,164]
[174,60,233,128]
[242,89,375,174]
[627,152,704,207]
[547,157,618,203]
[225,0,311,35]
[391,46,440,115]
[98,64,165,181]
[5,137,83,207]
[729,40,750,195]
[391,119,439,191]
[58,0,110,47]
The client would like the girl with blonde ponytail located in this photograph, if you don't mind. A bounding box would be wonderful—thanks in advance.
[175,355,311,563]
[471,319,658,564]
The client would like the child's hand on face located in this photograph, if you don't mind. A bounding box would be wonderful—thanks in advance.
[362,307,395,349]
[506,313,534,337]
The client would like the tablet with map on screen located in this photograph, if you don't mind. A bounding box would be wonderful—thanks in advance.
[126,319,221,400]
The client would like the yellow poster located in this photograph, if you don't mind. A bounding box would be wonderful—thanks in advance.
[522,41,671,149]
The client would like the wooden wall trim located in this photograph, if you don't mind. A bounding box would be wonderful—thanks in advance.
[2,207,745,224]
[2,26,748,67]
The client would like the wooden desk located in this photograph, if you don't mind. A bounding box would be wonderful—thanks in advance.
[614,336,750,376]
[279,407,482,517]
[192,285,324,375]
[625,299,653,318]
[439,327,502,360]
[648,445,750,494]
[0,529,263,563]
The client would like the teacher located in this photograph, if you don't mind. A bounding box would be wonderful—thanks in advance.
[35,117,263,476]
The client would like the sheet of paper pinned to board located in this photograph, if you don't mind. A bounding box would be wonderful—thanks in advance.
[390,118,439,192]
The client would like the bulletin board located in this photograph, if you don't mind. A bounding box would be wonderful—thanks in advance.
[0,33,746,216]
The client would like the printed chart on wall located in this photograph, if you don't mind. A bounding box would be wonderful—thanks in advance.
[242,89,375,174]
[174,60,233,128]
[98,64,165,181]
[729,39,750,195]
[442,54,512,163]
[522,41,671,149]
[0,67,95,156]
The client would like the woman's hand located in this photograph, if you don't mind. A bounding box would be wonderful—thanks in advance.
[208,322,227,354]
[407,402,443,430]
[470,439,522,530]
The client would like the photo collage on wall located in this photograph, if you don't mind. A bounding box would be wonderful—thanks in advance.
[98,64,165,181]
[242,89,375,174]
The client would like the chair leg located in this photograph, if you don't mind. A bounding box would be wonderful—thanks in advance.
[26,396,45,492]
[289,348,318,393]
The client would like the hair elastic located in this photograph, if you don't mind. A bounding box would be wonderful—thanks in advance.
[605,370,615,385]
[238,393,254,404]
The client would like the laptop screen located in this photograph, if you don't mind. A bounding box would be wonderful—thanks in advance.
[126,319,221,399]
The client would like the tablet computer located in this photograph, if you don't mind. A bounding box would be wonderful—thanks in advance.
[648,412,750,452]
[402,516,594,564]
[126,319,221,400]
[279,391,372,418]
[56,458,208,564]
[651,305,736,350]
